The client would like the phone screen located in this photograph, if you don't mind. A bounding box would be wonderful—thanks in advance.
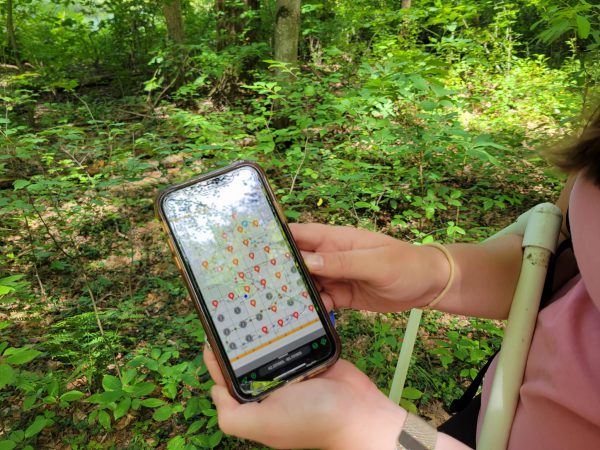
[161,165,335,396]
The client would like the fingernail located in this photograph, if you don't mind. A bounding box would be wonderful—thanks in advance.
[305,253,324,270]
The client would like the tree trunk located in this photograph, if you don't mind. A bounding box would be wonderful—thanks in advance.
[401,0,411,9]
[6,0,22,69]
[163,0,185,44]
[272,0,301,130]
[273,0,301,65]
[216,0,240,50]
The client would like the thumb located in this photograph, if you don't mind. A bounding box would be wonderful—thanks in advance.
[303,247,388,282]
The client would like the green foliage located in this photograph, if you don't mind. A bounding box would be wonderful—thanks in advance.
[1,0,597,447]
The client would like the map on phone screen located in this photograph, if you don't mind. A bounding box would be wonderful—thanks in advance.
[162,166,329,382]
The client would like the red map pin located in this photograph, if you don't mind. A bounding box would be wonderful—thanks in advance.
[271,305,277,313]
[201,261,208,269]
[260,279,267,287]
[244,285,251,293]
[254,265,260,272]
[250,299,256,307]
[308,305,314,312]
[243,239,249,246]
[228,292,234,300]
[301,291,308,298]
[275,272,281,279]
[212,300,219,308]
[281,285,288,292]
[222,232,228,238]
[262,326,268,334]
[249,252,255,260]
[232,258,239,266]
[270,258,277,265]
[285,252,291,259]
[227,245,233,253]
[278,319,284,327]
[293,311,299,319]
[264,245,270,253]
[238,272,245,279]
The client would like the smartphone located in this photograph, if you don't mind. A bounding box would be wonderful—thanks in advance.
[155,161,341,402]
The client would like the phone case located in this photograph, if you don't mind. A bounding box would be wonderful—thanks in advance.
[155,160,341,402]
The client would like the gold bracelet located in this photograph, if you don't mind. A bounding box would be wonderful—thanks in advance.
[422,242,455,310]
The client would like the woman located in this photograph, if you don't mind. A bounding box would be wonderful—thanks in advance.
[203,110,600,449]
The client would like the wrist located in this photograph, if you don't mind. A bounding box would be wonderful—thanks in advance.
[413,244,452,309]
[325,399,407,450]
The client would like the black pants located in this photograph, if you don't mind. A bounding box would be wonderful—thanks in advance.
[437,395,481,448]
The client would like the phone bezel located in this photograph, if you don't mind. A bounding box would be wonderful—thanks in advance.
[155,160,341,402]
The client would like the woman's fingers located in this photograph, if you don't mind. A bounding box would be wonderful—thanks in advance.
[291,223,393,252]
[304,247,393,282]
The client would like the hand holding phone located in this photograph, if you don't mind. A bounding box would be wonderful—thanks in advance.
[156,161,340,402]
[204,347,408,450]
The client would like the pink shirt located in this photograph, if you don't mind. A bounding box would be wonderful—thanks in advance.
[477,174,600,448]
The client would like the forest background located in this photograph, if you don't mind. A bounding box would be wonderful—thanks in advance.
[1,0,599,449]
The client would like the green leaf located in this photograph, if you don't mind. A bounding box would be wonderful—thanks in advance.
[98,410,111,429]
[186,419,205,435]
[0,364,16,389]
[9,430,24,443]
[167,435,186,450]
[152,405,173,422]
[13,180,30,190]
[0,440,16,450]
[410,75,428,92]
[399,398,419,414]
[402,386,423,400]
[162,382,178,399]
[184,397,201,419]
[201,408,217,417]
[23,395,37,410]
[113,396,131,420]
[467,147,500,166]
[576,15,591,39]
[122,369,137,386]
[87,390,122,404]
[140,398,165,408]
[130,381,156,398]
[24,416,46,438]
[181,373,201,388]
[207,415,218,428]
[102,374,122,391]
[5,348,41,365]
[60,391,85,402]
[208,430,223,448]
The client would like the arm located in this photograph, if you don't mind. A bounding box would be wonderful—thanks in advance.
[436,173,576,319]
[294,224,523,320]
[294,175,574,320]
[439,234,524,319]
